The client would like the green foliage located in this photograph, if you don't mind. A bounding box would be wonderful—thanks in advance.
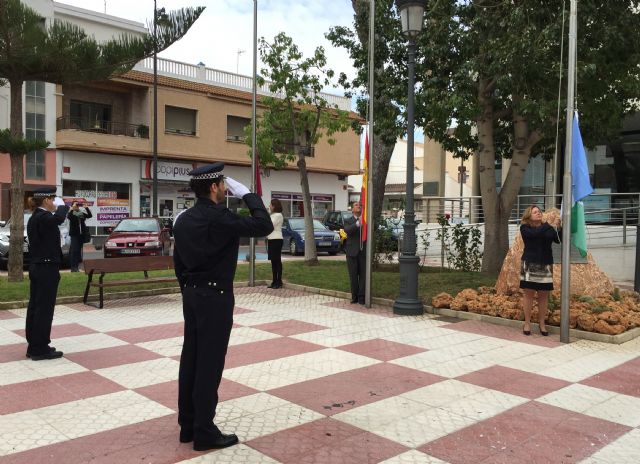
[578,295,597,304]
[373,218,397,267]
[590,304,610,315]
[0,129,49,156]
[436,216,483,272]
[548,292,559,312]
[247,32,352,168]
[237,208,250,217]
[612,287,621,302]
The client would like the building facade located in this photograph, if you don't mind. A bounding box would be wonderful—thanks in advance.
[0,1,360,235]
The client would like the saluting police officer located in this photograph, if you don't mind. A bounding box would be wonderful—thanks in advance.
[25,187,69,360]
[172,162,273,451]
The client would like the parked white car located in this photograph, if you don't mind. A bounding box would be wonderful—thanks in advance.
[0,213,71,269]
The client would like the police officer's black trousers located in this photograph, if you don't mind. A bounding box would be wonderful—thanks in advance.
[26,263,61,355]
[178,287,234,441]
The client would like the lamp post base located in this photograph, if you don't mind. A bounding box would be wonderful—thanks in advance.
[393,254,423,315]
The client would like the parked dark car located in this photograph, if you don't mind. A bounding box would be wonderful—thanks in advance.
[0,213,71,269]
[282,217,341,255]
[322,210,354,232]
[103,217,171,258]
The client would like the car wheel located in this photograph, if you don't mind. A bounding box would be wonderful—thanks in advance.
[328,251,338,256]
[289,240,301,256]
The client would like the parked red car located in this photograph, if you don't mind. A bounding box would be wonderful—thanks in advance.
[103,218,171,258]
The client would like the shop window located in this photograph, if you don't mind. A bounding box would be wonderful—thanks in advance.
[165,106,197,136]
[25,81,46,180]
[226,116,250,142]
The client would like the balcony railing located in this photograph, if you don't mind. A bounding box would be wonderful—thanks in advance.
[56,116,149,139]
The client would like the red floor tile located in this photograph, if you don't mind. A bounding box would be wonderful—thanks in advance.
[580,357,640,398]
[253,320,329,336]
[235,287,308,298]
[0,372,123,414]
[234,306,255,314]
[0,310,20,319]
[269,363,444,415]
[218,378,260,402]
[457,365,570,399]
[0,343,28,363]
[135,381,178,411]
[107,322,184,344]
[65,344,163,370]
[445,320,563,347]
[13,323,96,339]
[225,337,324,368]
[420,401,631,464]
[248,417,407,464]
[323,300,395,317]
[337,338,427,361]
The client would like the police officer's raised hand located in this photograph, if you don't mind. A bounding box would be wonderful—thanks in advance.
[53,197,66,208]
[225,177,251,199]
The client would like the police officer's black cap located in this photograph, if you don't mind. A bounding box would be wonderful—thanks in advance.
[189,162,225,180]
[33,187,57,198]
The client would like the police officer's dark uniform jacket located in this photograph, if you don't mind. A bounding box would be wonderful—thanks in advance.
[26,188,69,358]
[172,163,273,449]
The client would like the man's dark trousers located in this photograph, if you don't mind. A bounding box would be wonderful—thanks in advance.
[69,235,83,270]
[26,263,60,355]
[178,287,234,441]
[347,250,366,303]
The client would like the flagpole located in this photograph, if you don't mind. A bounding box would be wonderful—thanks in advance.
[560,0,577,344]
[364,0,375,308]
[249,0,258,287]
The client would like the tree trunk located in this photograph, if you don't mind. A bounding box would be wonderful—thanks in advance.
[297,155,319,266]
[8,79,25,282]
[370,138,394,223]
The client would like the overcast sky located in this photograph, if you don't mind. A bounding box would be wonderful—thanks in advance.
[57,0,358,96]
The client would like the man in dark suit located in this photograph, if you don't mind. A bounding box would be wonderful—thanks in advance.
[25,187,69,360]
[172,162,273,452]
[344,201,366,304]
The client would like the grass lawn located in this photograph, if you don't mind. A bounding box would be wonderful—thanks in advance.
[0,260,497,304]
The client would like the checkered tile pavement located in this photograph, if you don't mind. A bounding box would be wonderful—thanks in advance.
[1,288,639,463]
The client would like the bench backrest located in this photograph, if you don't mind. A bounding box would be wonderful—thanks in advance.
[84,256,174,274]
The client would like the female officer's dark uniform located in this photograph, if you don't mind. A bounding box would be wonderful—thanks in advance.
[26,187,69,360]
[172,163,273,451]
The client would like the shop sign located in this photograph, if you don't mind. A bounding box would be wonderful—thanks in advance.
[64,190,130,227]
[141,160,194,182]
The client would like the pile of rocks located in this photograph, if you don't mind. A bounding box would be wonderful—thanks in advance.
[432,287,640,335]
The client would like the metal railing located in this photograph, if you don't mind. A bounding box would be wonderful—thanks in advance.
[56,116,149,139]
[133,57,352,112]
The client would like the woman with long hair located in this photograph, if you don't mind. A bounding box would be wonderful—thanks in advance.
[519,205,561,336]
[266,199,284,289]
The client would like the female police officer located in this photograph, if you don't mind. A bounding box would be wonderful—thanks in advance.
[25,187,69,360]
[172,163,273,451]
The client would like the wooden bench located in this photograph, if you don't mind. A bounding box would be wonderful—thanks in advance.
[83,256,177,308]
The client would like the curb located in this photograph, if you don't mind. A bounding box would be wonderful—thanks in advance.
[2,281,637,345]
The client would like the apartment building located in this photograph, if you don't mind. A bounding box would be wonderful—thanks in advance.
[0,1,360,235]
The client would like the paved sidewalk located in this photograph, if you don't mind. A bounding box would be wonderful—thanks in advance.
[0,288,639,463]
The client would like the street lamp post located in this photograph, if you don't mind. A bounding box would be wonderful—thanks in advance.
[393,0,426,316]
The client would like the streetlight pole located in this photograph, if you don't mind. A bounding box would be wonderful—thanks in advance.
[393,0,426,316]
[152,0,159,217]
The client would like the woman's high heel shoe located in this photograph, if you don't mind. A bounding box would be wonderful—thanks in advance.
[523,326,531,336]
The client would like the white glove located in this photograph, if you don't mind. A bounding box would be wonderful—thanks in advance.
[53,197,65,207]
[225,177,251,199]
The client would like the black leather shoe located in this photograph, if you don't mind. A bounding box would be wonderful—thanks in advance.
[26,346,57,358]
[179,428,194,443]
[30,350,63,361]
[193,433,239,451]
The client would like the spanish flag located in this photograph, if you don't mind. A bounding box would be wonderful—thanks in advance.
[361,131,369,242]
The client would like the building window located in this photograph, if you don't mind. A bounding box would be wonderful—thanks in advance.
[25,81,46,180]
[165,106,197,136]
[70,100,112,130]
[271,192,334,219]
[226,115,250,142]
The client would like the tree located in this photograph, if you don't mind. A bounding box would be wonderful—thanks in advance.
[0,0,204,281]
[414,0,640,273]
[327,0,407,227]
[250,32,351,266]
[331,0,640,274]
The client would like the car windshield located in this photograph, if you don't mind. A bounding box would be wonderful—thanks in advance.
[113,219,159,233]
[288,219,328,231]
[342,212,353,220]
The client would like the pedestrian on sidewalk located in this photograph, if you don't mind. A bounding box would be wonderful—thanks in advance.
[25,187,69,361]
[344,201,366,305]
[67,201,92,272]
[172,163,273,451]
[266,198,284,289]
[519,205,561,336]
